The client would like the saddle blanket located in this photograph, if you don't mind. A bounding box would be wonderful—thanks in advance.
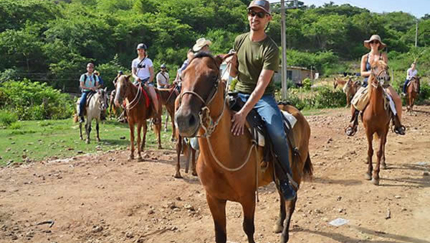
[254,110,297,147]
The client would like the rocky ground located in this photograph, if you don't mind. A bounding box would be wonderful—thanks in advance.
[1,106,429,243]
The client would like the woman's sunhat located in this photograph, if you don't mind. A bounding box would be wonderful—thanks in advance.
[364,35,386,50]
[193,38,212,52]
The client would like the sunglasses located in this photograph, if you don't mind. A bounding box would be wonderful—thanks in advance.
[369,41,380,44]
[248,10,266,18]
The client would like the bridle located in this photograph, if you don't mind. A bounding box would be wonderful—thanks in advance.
[370,66,390,89]
[179,70,226,138]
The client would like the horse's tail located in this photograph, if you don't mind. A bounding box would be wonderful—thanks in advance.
[302,152,313,181]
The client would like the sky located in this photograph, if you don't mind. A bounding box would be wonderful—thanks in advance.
[269,0,429,18]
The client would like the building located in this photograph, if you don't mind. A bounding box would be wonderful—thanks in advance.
[273,65,315,86]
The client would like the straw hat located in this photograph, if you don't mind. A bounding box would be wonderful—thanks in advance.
[193,38,212,52]
[363,35,387,50]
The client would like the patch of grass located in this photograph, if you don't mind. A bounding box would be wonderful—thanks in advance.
[0,115,176,166]
[9,122,22,130]
[0,110,18,127]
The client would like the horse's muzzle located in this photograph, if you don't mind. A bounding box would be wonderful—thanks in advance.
[175,106,199,137]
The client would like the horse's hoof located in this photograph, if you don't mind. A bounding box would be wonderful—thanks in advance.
[382,163,387,170]
[158,145,163,149]
[273,223,283,233]
[80,137,83,140]
[97,138,101,142]
[128,156,134,161]
[137,157,144,162]
[192,172,198,177]
[364,173,372,180]
[86,140,90,144]
[174,173,183,179]
[372,178,380,186]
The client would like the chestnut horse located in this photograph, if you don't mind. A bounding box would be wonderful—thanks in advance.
[333,77,347,89]
[175,53,312,243]
[406,76,420,112]
[343,78,361,107]
[156,87,178,141]
[362,60,391,185]
[114,75,162,161]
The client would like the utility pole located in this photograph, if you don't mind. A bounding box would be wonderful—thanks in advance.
[415,19,418,47]
[278,0,298,100]
[280,0,287,100]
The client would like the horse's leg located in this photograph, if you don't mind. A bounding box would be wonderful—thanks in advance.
[156,120,162,149]
[128,123,135,160]
[191,148,198,176]
[175,136,183,178]
[79,122,83,140]
[164,108,168,132]
[170,109,176,142]
[373,132,385,186]
[137,122,143,161]
[281,197,297,243]
[241,196,256,243]
[365,131,373,180]
[381,127,388,170]
[274,193,286,234]
[86,118,91,144]
[206,194,227,243]
[140,121,147,154]
[96,118,100,142]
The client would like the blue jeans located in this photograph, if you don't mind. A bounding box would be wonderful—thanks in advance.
[362,78,368,87]
[134,77,151,86]
[79,91,90,117]
[238,93,292,176]
[403,79,410,93]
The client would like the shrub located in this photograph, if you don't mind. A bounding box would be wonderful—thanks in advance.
[314,86,347,108]
[0,110,18,127]
[302,78,311,90]
[0,79,74,120]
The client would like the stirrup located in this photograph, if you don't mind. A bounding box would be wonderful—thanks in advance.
[345,125,357,136]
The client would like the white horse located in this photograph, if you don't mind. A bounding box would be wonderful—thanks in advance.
[76,88,108,144]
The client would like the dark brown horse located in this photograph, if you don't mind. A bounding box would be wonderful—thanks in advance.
[362,60,391,185]
[175,53,312,243]
[114,75,162,161]
[173,94,198,178]
[406,76,420,112]
[156,87,178,141]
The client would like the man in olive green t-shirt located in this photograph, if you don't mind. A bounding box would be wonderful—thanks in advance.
[229,0,296,201]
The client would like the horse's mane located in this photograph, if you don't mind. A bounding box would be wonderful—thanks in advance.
[192,52,216,61]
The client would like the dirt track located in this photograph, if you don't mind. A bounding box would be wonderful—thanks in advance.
[1,106,430,243]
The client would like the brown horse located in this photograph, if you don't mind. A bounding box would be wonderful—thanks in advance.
[156,87,178,141]
[114,75,162,161]
[343,78,361,107]
[175,53,312,243]
[333,77,347,89]
[406,76,420,112]
[362,60,391,185]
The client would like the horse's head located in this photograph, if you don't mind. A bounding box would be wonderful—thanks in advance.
[97,87,108,111]
[175,53,229,137]
[114,75,131,107]
[370,60,390,88]
[333,78,338,89]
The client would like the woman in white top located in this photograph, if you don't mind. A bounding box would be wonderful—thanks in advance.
[402,62,418,94]
[132,43,159,115]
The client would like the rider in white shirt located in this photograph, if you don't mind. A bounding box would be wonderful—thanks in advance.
[131,43,160,116]
[402,62,418,95]
[156,64,170,88]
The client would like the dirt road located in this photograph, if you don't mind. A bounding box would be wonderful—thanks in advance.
[1,106,429,243]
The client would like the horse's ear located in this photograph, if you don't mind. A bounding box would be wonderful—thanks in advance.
[104,87,107,93]
[215,53,235,67]
[125,75,131,81]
